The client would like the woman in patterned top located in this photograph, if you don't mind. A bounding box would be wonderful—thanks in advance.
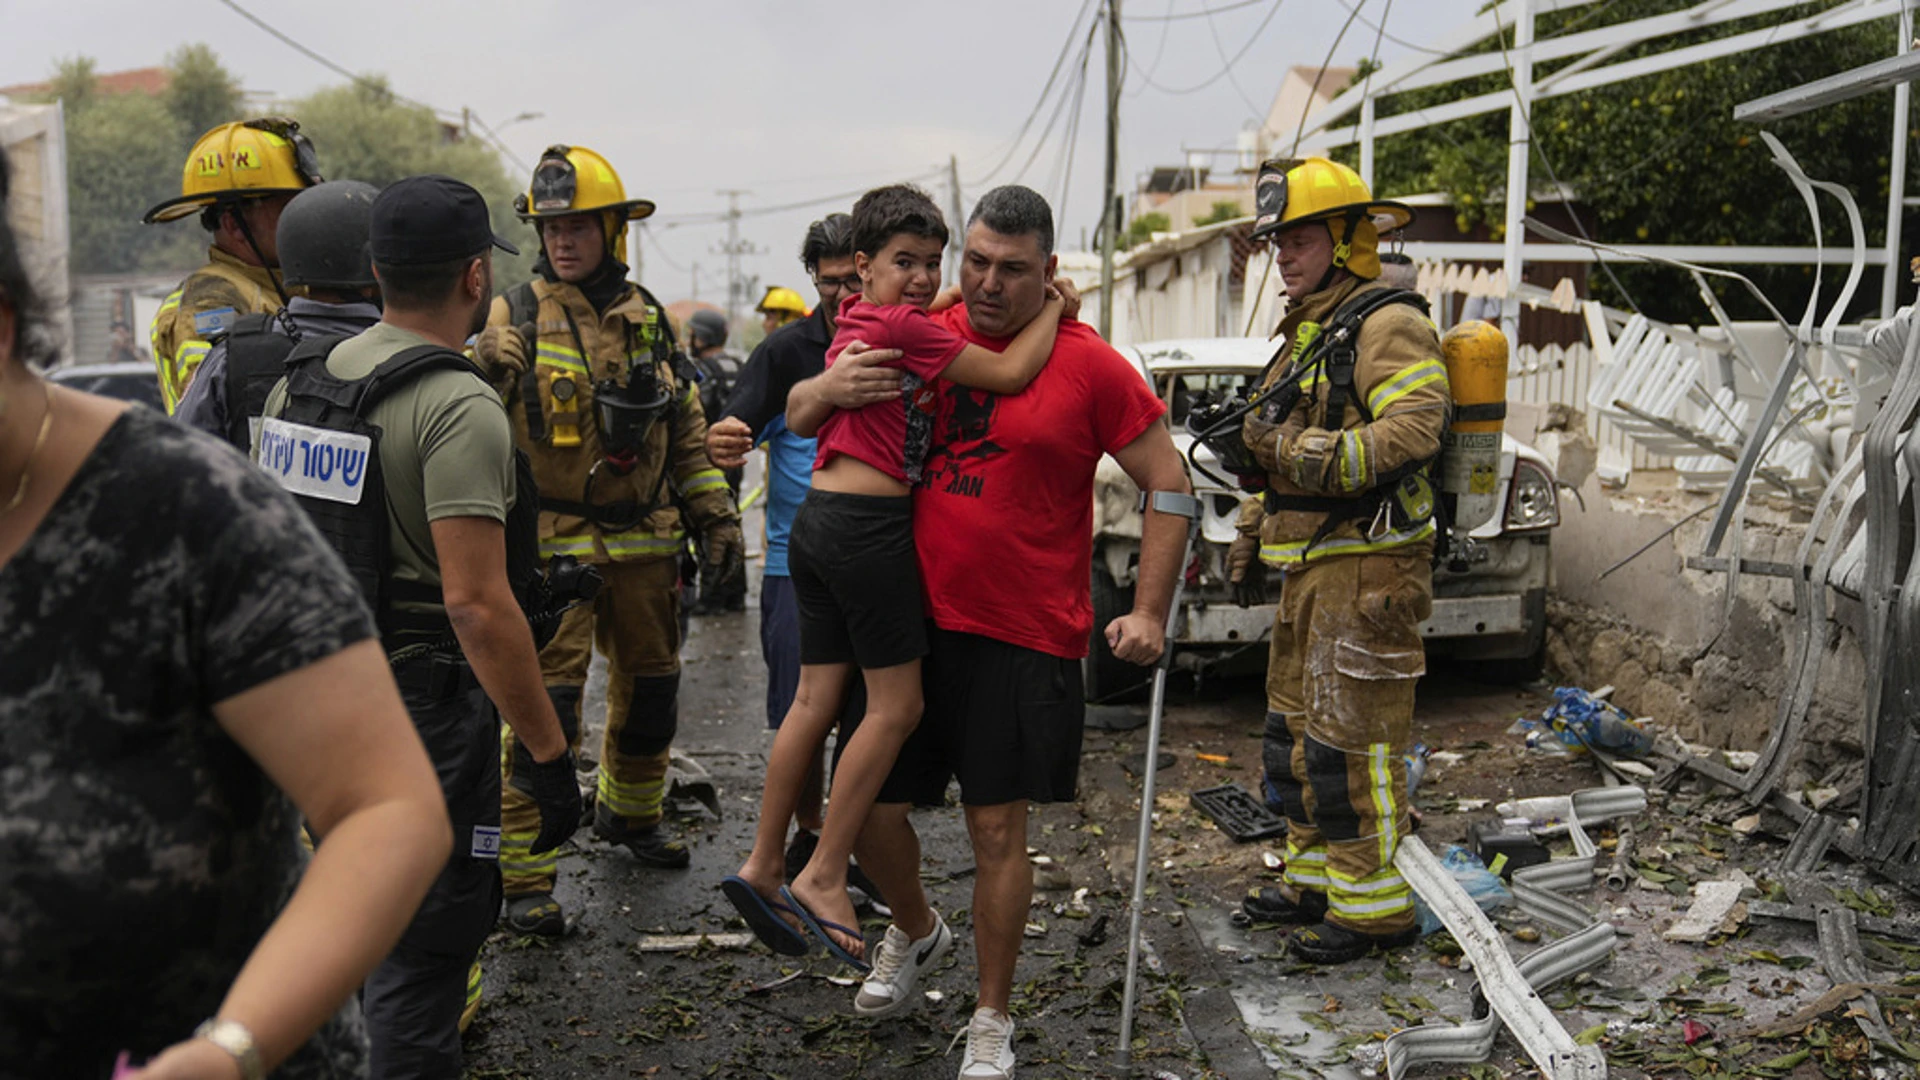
[0,151,452,1077]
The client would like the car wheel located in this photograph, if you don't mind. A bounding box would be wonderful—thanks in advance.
[1085,565,1147,703]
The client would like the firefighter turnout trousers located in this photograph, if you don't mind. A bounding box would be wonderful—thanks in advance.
[1262,549,1430,935]
[500,557,681,896]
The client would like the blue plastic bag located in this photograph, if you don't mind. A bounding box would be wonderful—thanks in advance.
[1413,844,1513,936]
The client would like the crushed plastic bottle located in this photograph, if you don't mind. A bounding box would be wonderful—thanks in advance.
[1405,743,1430,797]
[1525,687,1655,758]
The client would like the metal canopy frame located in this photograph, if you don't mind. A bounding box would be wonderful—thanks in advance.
[1290,0,1915,321]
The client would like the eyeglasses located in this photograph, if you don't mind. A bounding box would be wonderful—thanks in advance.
[812,274,862,293]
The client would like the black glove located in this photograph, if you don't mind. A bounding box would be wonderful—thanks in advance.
[700,521,746,598]
[525,748,583,855]
[1231,559,1268,609]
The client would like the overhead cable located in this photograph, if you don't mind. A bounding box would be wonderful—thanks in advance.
[1126,0,1287,97]
[968,0,1103,189]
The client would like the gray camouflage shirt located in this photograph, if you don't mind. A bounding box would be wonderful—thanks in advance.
[0,406,376,1078]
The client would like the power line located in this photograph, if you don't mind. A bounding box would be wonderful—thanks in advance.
[211,0,529,174]
[1124,0,1179,98]
[1123,0,1267,20]
[1288,0,1365,157]
[968,0,1103,188]
[1009,22,1100,189]
[1126,0,1287,97]
[1200,0,1276,118]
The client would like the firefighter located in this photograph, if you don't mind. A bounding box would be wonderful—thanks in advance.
[473,145,744,936]
[143,118,321,413]
[755,285,808,336]
[685,308,747,614]
[1238,156,1450,965]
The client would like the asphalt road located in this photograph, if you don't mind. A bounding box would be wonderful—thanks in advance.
[459,573,1920,1079]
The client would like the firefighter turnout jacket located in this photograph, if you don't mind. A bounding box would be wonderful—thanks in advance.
[150,247,283,414]
[1246,278,1450,568]
[489,278,737,564]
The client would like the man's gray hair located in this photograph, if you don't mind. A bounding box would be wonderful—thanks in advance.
[967,185,1054,257]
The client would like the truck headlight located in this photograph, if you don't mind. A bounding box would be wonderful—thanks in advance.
[1504,460,1560,532]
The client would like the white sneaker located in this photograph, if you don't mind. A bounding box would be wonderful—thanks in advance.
[957,1007,1016,1079]
[853,912,952,1018]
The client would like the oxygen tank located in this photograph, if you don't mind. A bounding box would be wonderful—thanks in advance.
[1439,320,1510,533]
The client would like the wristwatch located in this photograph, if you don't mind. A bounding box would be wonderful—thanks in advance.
[192,1017,264,1080]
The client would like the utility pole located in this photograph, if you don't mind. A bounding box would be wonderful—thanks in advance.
[691,260,700,304]
[1098,0,1122,341]
[713,190,763,334]
[947,155,964,287]
[629,222,643,286]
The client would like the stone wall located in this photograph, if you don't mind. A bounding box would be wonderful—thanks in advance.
[1543,472,1868,792]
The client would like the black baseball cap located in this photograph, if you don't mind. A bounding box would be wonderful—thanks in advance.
[371,175,519,266]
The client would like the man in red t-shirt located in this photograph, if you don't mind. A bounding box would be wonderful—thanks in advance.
[790,185,1189,1079]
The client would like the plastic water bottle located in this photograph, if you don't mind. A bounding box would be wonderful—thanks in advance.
[1405,743,1431,797]
[1543,687,1654,758]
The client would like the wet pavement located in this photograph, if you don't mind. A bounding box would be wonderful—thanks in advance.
[461,580,1920,1078]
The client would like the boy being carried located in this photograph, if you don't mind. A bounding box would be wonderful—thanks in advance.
[722,185,1064,968]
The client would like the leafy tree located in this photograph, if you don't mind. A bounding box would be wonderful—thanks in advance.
[1123,211,1171,249]
[63,92,201,275]
[163,44,240,143]
[46,57,97,112]
[291,78,531,287]
[1193,200,1244,228]
[1356,0,1909,322]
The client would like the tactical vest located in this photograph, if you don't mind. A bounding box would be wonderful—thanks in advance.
[217,311,303,452]
[260,335,542,651]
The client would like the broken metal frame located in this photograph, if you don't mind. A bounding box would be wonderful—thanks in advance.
[1386,786,1645,1079]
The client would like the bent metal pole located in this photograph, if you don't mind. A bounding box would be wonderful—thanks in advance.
[1116,490,1201,1071]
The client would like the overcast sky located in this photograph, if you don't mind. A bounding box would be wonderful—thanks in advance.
[3,0,1473,310]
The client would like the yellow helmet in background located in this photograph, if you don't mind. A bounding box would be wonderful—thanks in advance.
[1248,156,1413,281]
[143,118,322,224]
[756,286,809,321]
[515,144,655,265]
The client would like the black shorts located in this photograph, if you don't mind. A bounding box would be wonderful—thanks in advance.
[789,489,928,670]
[874,625,1087,807]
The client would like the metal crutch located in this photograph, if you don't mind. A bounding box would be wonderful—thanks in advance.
[1117,489,1203,1072]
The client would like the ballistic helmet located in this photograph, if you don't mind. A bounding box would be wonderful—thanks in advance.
[687,309,728,348]
[144,118,322,224]
[277,180,379,291]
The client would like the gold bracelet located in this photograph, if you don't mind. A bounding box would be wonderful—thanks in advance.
[192,1017,263,1080]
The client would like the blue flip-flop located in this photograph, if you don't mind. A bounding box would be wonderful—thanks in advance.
[780,884,870,973]
[721,876,810,957]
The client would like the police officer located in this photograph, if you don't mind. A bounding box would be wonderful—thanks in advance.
[176,180,382,449]
[1239,157,1451,965]
[472,145,744,936]
[143,118,321,413]
[257,175,582,1075]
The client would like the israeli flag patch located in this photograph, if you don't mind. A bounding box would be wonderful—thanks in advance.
[192,306,238,337]
[470,825,501,860]
[257,416,373,505]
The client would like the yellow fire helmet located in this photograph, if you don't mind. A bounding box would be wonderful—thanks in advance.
[143,118,322,224]
[1248,156,1413,281]
[756,285,809,319]
[515,144,655,263]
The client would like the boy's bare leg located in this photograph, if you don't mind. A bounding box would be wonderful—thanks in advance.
[791,660,923,962]
[736,662,853,907]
